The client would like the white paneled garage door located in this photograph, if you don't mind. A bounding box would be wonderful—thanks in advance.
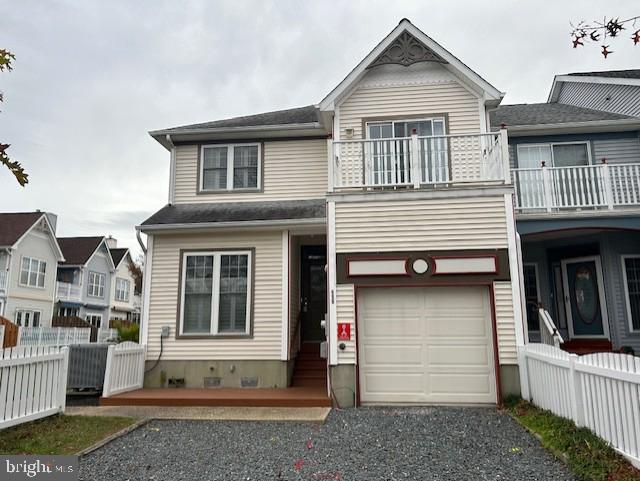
[358,286,496,404]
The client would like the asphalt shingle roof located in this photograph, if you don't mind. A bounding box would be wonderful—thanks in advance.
[567,69,640,80]
[57,236,104,266]
[158,105,321,133]
[141,199,326,227]
[490,103,633,128]
[109,248,129,268]
[0,212,45,247]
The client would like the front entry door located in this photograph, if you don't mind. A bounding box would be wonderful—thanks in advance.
[561,256,610,339]
[300,246,327,342]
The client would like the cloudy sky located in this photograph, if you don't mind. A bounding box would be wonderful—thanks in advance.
[1,0,638,257]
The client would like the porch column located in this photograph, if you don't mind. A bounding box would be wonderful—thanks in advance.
[281,230,289,361]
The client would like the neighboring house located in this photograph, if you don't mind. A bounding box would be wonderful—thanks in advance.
[55,236,115,330]
[548,69,640,117]
[0,212,65,327]
[491,82,640,354]
[139,19,524,407]
[108,242,137,322]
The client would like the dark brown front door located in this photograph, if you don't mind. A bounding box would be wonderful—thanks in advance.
[300,246,327,342]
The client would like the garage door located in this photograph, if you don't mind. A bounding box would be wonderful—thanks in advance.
[357,286,496,404]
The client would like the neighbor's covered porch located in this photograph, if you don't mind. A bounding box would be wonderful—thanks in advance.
[519,220,640,354]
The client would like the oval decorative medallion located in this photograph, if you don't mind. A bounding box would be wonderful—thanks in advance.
[412,258,429,275]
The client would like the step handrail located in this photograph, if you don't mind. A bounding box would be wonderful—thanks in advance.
[539,307,564,348]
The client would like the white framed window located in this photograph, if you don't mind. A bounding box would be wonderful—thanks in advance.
[19,256,46,288]
[523,263,541,332]
[622,255,640,332]
[15,309,41,327]
[179,251,252,336]
[58,306,79,317]
[200,144,260,191]
[87,271,105,297]
[115,278,130,302]
[86,314,102,329]
[516,142,591,169]
[366,117,446,139]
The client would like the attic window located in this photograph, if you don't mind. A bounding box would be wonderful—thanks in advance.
[200,144,260,192]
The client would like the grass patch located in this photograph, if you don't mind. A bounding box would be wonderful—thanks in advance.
[505,397,640,481]
[0,415,136,455]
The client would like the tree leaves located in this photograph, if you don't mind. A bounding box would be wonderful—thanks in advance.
[570,15,640,58]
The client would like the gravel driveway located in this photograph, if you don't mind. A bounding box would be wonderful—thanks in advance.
[79,407,575,481]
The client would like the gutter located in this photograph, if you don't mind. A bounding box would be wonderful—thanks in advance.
[137,217,327,233]
[498,118,640,135]
[149,122,323,138]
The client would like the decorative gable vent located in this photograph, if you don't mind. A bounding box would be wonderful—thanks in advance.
[368,31,447,69]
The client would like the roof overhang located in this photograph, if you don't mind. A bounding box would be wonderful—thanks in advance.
[12,214,65,262]
[150,123,328,150]
[548,74,640,103]
[319,19,503,112]
[137,217,326,234]
[502,118,640,137]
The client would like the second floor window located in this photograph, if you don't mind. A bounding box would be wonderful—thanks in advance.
[517,142,590,168]
[20,257,46,288]
[88,271,105,297]
[201,144,260,191]
[115,278,130,302]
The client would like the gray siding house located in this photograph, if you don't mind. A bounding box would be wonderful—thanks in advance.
[492,80,640,354]
[56,236,115,329]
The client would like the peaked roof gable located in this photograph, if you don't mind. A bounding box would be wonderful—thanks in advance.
[109,247,130,269]
[548,70,640,102]
[0,212,64,261]
[320,19,503,111]
[57,236,114,269]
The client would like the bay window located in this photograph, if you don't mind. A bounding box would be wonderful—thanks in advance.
[201,144,260,191]
[179,251,252,336]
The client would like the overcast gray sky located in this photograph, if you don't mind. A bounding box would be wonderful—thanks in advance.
[2,0,638,257]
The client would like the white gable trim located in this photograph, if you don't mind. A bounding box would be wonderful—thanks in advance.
[320,19,502,111]
[85,238,116,271]
[548,74,640,102]
[12,214,65,262]
[113,249,132,270]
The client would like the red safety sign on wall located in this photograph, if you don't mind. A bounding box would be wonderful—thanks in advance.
[337,323,351,341]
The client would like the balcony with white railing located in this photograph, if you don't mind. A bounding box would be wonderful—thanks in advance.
[0,271,6,293]
[331,131,510,191]
[513,162,640,214]
[56,281,82,302]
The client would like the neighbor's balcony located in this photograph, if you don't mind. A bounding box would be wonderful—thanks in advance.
[331,131,510,191]
[0,271,6,292]
[513,162,640,214]
[56,281,82,302]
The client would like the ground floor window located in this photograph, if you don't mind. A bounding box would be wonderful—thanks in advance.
[622,255,640,332]
[180,250,252,336]
[15,309,41,327]
[86,314,102,329]
[523,263,540,331]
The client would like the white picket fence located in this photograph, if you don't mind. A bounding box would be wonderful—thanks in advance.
[18,327,91,347]
[98,328,118,343]
[0,346,69,429]
[102,342,146,397]
[519,343,640,467]
[0,325,4,348]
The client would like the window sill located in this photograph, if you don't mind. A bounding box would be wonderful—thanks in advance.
[18,283,46,290]
[197,188,262,195]
[176,333,253,340]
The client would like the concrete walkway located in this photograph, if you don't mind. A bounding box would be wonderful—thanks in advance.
[66,405,331,422]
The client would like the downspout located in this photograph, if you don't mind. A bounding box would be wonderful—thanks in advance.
[166,134,176,205]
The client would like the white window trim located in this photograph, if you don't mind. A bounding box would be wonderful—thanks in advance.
[516,141,592,168]
[365,117,446,139]
[523,262,542,333]
[200,143,261,192]
[18,255,47,289]
[15,308,42,327]
[179,250,252,336]
[622,254,640,333]
[115,277,131,302]
[87,271,106,298]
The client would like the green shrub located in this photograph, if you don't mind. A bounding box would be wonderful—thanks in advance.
[116,323,139,343]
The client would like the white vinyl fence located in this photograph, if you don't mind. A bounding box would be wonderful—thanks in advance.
[519,344,640,467]
[0,325,4,348]
[18,327,91,347]
[98,328,118,343]
[0,347,69,429]
[102,342,146,397]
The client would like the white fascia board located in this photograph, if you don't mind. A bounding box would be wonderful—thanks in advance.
[505,119,640,136]
[320,19,502,111]
[548,75,640,103]
[138,217,327,234]
[12,214,66,262]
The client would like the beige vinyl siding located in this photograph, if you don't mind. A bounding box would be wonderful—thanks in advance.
[494,281,517,364]
[147,231,283,360]
[335,196,508,253]
[593,138,640,164]
[173,139,328,204]
[339,82,481,139]
[336,284,356,364]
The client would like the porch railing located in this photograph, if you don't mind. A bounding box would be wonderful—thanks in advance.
[513,162,640,213]
[332,131,509,190]
[56,281,82,301]
[0,271,6,291]
[539,308,564,348]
